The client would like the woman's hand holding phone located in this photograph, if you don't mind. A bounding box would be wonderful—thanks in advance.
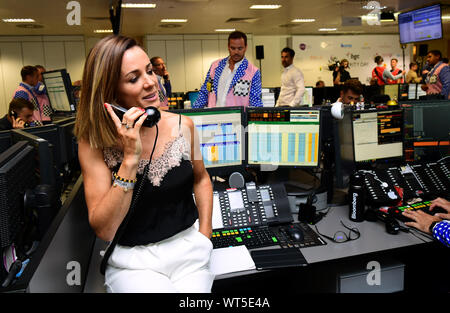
[104,103,148,165]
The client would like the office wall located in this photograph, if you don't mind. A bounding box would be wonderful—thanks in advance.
[0,36,86,116]
[253,36,290,88]
[291,35,413,87]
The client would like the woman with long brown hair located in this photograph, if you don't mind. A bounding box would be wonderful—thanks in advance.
[75,35,214,292]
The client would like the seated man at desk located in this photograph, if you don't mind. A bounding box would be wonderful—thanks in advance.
[402,197,450,248]
[0,98,34,130]
[330,79,363,119]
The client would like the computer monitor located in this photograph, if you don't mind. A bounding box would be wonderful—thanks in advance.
[302,87,313,106]
[402,100,450,161]
[398,84,409,101]
[399,4,442,44]
[246,107,321,169]
[10,129,55,186]
[335,108,404,187]
[351,109,404,163]
[0,142,37,249]
[0,130,12,154]
[171,106,245,176]
[54,119,77,166]
[42,69,76,113]
[416,84,427,99]
[22,124,65,165]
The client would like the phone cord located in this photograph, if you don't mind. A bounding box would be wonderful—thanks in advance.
[100,124,159,275]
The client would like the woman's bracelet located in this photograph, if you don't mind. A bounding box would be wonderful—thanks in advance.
[112,172,137,192]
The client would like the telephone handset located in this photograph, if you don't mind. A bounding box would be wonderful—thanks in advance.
[110,103,161,128]
[10,110,18,119]
[9,110,29,128]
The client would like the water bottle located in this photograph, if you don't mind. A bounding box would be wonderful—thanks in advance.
[348,171,366,222]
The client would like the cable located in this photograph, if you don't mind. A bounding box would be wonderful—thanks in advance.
[100,124,158,275]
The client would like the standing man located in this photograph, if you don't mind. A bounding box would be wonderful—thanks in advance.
[34,65,52,122]
[276,47,305,107]
[193,31,262,108]
[13,65,43,126]
[150,56,170,109]
[387,58,403,84]
[421,50,450,98]
[406,62,422,83]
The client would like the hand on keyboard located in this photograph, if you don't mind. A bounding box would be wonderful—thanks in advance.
[402,209,443,234]
[430,198,450,220]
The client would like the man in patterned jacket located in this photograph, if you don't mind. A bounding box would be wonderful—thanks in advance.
[193,31,262,108]
[13,65,44,126]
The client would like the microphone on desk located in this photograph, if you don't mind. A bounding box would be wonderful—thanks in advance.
[298,193,323,225]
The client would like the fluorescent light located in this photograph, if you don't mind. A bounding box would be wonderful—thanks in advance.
[292,19,315,23]
[319,28,337,31]
[2,18,35,23]
[121,3,156,8]
[161,19,188,23]
[215,29,236,32]
[94,29,113,33]
[363,4,387,10]
[250,5,282,9]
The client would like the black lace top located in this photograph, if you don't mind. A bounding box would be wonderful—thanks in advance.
[103,129,199,246]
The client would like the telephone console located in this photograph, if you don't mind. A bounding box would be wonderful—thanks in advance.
[361,158,450,207]
[211,182,326,250]
[212,182,293,230]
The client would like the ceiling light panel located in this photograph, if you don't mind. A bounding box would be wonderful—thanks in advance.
[121,3,156,8]
[2,18,35,23]
[161,19,188,23]
[215,29,236,32]
[292,19,315,22]
[250,5,282,9]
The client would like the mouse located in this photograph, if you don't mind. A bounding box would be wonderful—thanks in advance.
[286,225,304,242]
[385,217,400,235]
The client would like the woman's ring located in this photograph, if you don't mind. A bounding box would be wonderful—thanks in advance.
[125,124,133,129]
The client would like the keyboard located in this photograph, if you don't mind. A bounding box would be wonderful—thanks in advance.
[211,223,327,250]
[211,227,279,249]
[380,200,447,222]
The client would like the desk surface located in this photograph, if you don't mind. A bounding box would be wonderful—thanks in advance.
[300,205,432,264]
[83,205,433,292]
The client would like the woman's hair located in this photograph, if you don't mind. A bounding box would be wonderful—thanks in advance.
[374,55,383,64]
[74,35,139,149]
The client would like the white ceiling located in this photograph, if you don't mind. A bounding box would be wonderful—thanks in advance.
[0,0,449,37]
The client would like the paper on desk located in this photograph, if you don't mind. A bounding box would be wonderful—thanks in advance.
[209,246,256,275]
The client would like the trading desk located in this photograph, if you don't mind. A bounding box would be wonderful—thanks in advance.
[13,177,447,293]
[83,203,448,293]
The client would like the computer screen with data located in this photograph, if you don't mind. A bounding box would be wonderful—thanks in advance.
[352,109,404,162]
[173,107,244,174]
[42,69,75,112]
[246,108,321,168]
[302,87,313,106]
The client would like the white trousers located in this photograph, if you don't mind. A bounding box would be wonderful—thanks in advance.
[105,224,215,293]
